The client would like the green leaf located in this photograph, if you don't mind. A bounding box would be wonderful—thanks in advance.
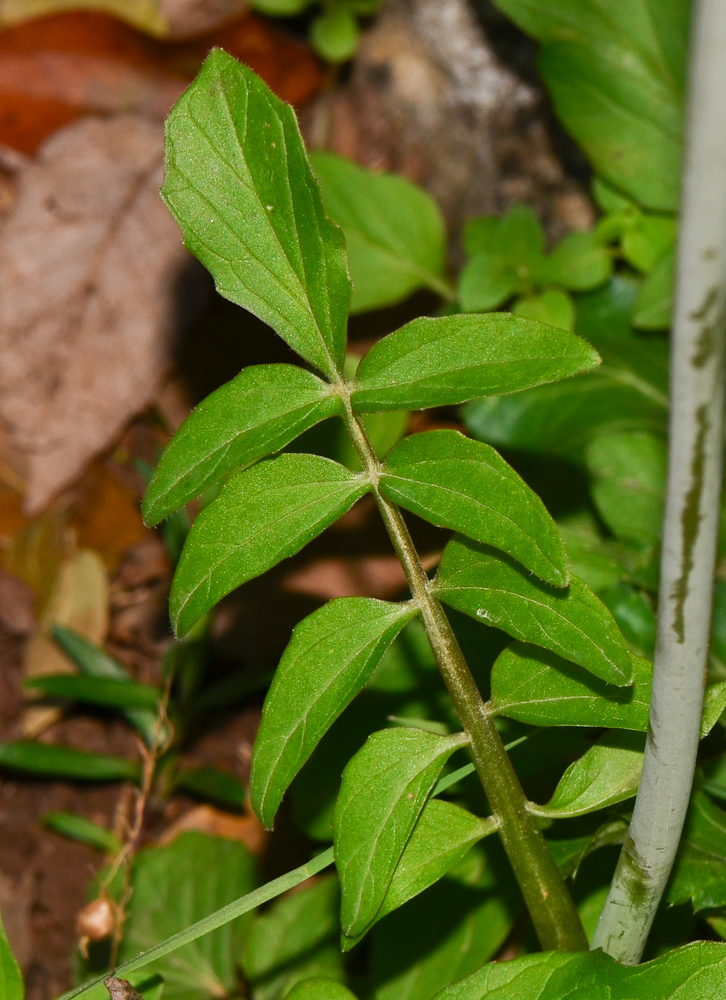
[370,842,518,1000]
[143,366,342,526]
[0,905,23,1000]
[173,767,246,810]
[633,247,674,330]
[669,792,726,911]
[334,727,466,937]
[311,152,449,313]
[491,642,726,736]
[463,277,668,459]
[539,231,612,290]
[251,597,417,828]
[117,833,257,1000]
[343,800,495,946]
[352,314,600,411]
[52,625,158,745]
[162,50,350,378]
[43,811,121,852]
[586,430,666,545]
[250,0,313,13]
[533,731,645,819]
[435,537,632,685]
[599,582,656,658]
[512,290,575,331]
[286,981,357,1000]
[557,513,635,593]
[24,674,161,709]
[622,214,676,273]
[547,818,628,878]
[0,742,140,782]
[432,941,726,1000]
[493,0,686,211]
[380,430,568,586]
[243,877,345,1000]
[310,6,360,62]
[170,454,369,637]
[458,251,517,312]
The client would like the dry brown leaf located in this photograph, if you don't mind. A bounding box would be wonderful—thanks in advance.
[284,552,440,601]
[23,547,109,735]
[158,804,266,853]
[0,114,192,515]
[158,0,247,39]
[0,566,35,635]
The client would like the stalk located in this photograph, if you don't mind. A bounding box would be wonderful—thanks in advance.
[341,397,587,952]
[592,0,726,964]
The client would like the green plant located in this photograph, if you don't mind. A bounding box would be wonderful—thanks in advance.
[4,0,726,997]
[249,0,379,63]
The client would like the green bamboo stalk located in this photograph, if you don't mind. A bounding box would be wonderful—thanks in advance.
[592,0,726,964]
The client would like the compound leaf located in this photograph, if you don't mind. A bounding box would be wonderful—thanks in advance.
[351,314,599,412]
[432,941,726,1000]
[170,454,369,637]
[534,731,645,819]
[251,597,418,828]
[162,50,350,378]
[311,152,449,313]
[380,430,568,586]
[143,366,342,526]
[435,537,632,686]
[334,728,465,938]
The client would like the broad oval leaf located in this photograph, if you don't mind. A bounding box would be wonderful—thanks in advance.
[310,152,449,313]
[251,597,418,828]
[533,731,645,819]
[162,50,350,378]
[380,430,568,586]
[491,642,726,736]
[343,801,496,948]
[351,314,600,412]
[170,454,369,637]
[0,907,23,1000]
[633,247,674,330]
[538,231,612,291]
[433,942,726,1000]
[334,727,466,938]
[143,365,342,526]
[435,537,632,686]
[669,792,726,911]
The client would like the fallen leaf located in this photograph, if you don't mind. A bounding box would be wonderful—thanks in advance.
[0,0,248,39]
[284,552,440,600]
[0,113,193,515]
[158,804,266,853]
[23,547,109,735]
[0,11,322,154]
[0,567,35,635]
[71,464,149,570]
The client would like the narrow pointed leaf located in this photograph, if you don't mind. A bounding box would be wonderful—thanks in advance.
[43,811,121,853]
[251,597,418,828]
[435,537,632,685]
[334,728,466,938]
[52,625,158,744]
[0,742,140,782]
[170,454,369,637]
[143,366,342,526]
[380,430,568,586]
[533,731,645,819]
[311,151,449,312]
[432,942,726,1000]
[162,50,351,378]
[343,801,496,948]
[24,674,161,709]
[491,642,726,736]
[0,907,23,1000]
[351,314,600,411]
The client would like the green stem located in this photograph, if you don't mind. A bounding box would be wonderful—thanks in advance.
[341,397,587,952]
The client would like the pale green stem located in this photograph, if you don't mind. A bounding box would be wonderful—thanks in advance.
[592,0,726,964]
[340,394,587,952]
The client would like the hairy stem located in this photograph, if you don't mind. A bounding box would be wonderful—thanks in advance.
[341,397,587,952]
[592,0,726,965]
